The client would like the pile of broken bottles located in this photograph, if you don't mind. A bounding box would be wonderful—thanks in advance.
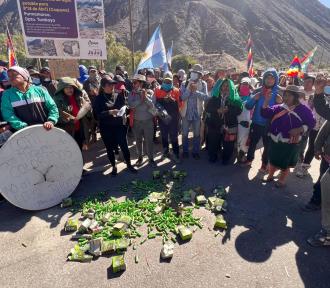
[63,170,228,273]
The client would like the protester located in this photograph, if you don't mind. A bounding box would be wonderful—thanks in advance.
[304,75,330,211]
[28,67,44,87]
[296,75,324,178]
[181,64,209,159]
[206,76,215,97]
[205,79,242,164]
[128,74,156,167]
[177,69,187,87]
[307,74,330,245]
[54,77,92,150]
[261,85,315,187]
[243,68,282,172]
[39,67,58,97]
[237,77,253,163]
[93,76,137,176]
[78,65,89,84]
[115,65,132,92]
[0,69,12,143]
[83,66,101,101]
[1,66,58,131]
[155,71,182,163]
[173,74,180,89]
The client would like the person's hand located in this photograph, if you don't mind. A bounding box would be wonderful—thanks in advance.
[289,127,303,137]
[189,82,198,93]
[315,151,322,160]
[110,109,119,116]
[315,74,327,95]
[141,89,147,100]
[254,92,261,101]
[43,121,54,130]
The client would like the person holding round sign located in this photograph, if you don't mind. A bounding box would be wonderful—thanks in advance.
[54,77,92,150]
[1,66,59,131]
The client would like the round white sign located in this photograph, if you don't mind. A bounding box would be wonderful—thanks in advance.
[0,125,83,210]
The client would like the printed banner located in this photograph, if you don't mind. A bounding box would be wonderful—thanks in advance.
[48,59,79,79]
[17,0,107,59]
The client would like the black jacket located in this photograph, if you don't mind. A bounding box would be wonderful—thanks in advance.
[93,92,126,127]
[314,93,330,121]
[205,97,242,130]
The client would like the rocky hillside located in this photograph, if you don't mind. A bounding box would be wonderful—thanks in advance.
[1,0,330,63]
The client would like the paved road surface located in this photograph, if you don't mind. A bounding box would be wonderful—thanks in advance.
[0,135,329,288]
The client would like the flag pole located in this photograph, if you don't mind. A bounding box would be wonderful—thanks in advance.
[147,0,150,40]
[318,47,325,71]
[129,0,135,74]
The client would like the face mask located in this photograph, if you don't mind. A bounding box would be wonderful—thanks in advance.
[161,83,173,92]
[32,78,41,85]
[324,86,330,95]
[190,72,199,81]
[239,86,250,96]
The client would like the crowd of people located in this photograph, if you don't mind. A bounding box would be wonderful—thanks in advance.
[0,59,329,247]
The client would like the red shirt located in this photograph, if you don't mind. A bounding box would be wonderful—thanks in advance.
[68,95,80,131]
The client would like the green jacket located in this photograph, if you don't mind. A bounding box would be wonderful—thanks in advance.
[54,77,92,142]
[1,84,59,130]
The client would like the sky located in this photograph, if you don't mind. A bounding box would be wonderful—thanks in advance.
[320,0,330,7]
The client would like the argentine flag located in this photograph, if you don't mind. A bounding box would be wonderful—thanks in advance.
[136,26,167,71]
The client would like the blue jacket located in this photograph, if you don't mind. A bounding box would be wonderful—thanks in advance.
[245,68,279,126]
[78,65,89,84]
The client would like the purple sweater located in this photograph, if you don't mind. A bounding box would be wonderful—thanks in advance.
[261,104,316,142]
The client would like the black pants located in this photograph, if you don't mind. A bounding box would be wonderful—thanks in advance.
[158,118,179,156]
[73,128,84,151]
[207,128,235,163]
[100,125,131,167]
[246,123,269,165]
[310,158,328,205]
[303,129,319,165]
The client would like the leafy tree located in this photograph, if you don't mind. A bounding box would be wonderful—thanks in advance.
[171,55,197,72]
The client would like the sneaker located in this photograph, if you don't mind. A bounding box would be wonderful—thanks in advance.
[192,153,200,160]
[182,152,189,159]
[111,167,118,177]
[149,159,157,167]
[135,157,143,167]
[303,201,321,212]
[127,165,138,174]
[161,151,171,160]
[307,229,330,247]
[259,164,268,174]
[296,164,311,178]
[172,154,181,164]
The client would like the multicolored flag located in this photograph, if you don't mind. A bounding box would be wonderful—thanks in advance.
[287,55,301,78]
[246,34,254,77]
[6,26,17,67]
[136,26,167,72]
[300,47,317,73]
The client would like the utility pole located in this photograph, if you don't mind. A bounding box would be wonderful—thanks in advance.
[147,0,150,40]
[318,46,325,71]
[129,0,135,73]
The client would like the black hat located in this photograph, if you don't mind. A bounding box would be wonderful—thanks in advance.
[88,66,97,73]
[40,67,51,73]
[116,65,125,73]
[114,74,125,83]
[100,76,117,87]
[0,60,9,67]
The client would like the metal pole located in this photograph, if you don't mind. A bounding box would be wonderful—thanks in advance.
[318,47,325,71]
[129,0,135,74]
[147,0,150,40]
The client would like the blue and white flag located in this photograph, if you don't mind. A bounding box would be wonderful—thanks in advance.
[167,42,173,66]
[136,26,167,71]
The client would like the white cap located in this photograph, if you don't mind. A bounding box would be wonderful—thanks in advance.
[240,77,251,84]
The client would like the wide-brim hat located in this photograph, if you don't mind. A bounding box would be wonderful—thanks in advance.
[281,85,305,97]
[191,64,204,75]
[132,74,146,82]
[240,77,251,85]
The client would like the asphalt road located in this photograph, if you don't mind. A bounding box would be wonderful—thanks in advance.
[0,135,329,288]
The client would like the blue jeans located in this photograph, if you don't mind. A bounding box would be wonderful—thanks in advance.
[182,117,201,154]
